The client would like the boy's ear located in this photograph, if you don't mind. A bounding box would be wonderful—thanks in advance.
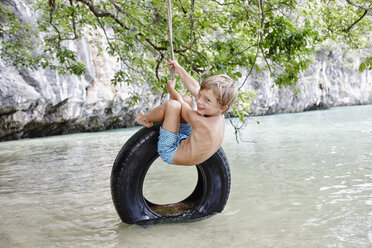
[220,105,228,113]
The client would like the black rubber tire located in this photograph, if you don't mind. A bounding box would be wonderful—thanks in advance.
[111,123,231,225]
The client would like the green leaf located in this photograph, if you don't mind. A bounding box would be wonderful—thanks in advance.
[234,72,242,78]
[359,62,366,73]
[139,35,146,42]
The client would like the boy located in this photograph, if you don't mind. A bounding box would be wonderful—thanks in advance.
[136,60,237,165]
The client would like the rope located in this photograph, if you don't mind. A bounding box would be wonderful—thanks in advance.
[166,0,175,80]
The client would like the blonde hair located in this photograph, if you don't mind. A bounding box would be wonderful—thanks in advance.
[200,74,238,110]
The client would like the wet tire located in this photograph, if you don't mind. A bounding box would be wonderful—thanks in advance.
[111,123,231,225]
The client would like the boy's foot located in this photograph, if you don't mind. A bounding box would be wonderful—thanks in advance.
[136,112,153,128]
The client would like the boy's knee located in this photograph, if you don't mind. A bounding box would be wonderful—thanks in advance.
[166,100,181,112]
[182,95,193,107]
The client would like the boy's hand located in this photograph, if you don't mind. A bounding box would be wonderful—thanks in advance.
[167,59,200,97]
[167,78,176,90]
[167,60,180,74]
[167,78,182,102]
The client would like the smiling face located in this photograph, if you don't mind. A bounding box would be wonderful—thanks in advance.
[195,89,228,116]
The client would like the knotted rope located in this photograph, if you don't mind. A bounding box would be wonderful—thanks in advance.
[166,0,175,80]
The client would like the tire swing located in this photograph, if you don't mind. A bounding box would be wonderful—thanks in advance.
[111,0,230,225]
[111,124,231,225]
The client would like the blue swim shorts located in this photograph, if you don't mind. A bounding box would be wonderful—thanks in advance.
[157,123,192,164]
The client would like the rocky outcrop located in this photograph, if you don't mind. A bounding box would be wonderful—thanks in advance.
[0,31,167,141]
[242,46,372,115]
[0,0,166,141]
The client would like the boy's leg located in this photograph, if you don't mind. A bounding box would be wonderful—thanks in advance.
[161,100,181,134]
[136,103,165,128]
[136,99,181,133]
[157,100,182,164]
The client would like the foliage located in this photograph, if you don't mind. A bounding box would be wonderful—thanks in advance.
[0,3,41,70]
[1,0,371,122]
[0,2,86,75]
[232,91,255,122]
[359,56,372,72]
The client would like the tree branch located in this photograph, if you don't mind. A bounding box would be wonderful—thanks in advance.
[210,0,236,6]
[78,0,167,61]
[155,55,164,81]
[134,34,166,58]
[343,10,368,32]
[176,47,211,81]
[238,0,263,90]
[142,35,167,52]
[109,0,165,39]
[176,0,187,14]
[69,0,78,39]
[239,43,259,90]
[190,48,210,82]
[96,17,126,63]
[77,0,127,28]
[257,0,272,74]
[345,0,372,12]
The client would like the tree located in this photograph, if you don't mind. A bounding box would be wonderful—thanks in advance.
[1,0,371,121]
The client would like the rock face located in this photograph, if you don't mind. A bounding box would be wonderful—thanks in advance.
[1,0,166,141]
[242,47,372,115]
[0,1,371,141]
[0,37,155,141]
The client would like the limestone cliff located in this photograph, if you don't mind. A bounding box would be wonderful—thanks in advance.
[0,33,163,141]
[244,46,372,115]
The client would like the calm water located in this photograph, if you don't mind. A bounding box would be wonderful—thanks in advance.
[0,105,371,248]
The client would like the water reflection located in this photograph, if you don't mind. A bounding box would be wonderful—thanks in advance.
[0,106,371,247]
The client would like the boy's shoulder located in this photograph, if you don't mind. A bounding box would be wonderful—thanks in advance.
[194,113,225,129]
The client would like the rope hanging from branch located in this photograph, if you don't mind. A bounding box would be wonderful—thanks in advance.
[166,0,175,80]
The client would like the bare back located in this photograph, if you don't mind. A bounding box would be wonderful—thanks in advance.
[173,113,225,165]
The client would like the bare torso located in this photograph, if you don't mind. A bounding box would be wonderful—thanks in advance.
[172,113,225,165]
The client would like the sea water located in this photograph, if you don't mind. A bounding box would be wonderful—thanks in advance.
[0,105,371,247]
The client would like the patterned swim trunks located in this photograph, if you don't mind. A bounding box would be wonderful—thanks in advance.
[157,123,192,164]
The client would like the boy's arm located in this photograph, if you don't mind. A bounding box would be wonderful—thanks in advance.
[167,79,183,102]
[167,79,198,124]
[168,60,200,97]
[179,101,199,125]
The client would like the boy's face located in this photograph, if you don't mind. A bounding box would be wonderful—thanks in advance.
[196,89,228,116]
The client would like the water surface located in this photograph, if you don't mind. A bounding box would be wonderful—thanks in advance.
[1,105,371,247]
